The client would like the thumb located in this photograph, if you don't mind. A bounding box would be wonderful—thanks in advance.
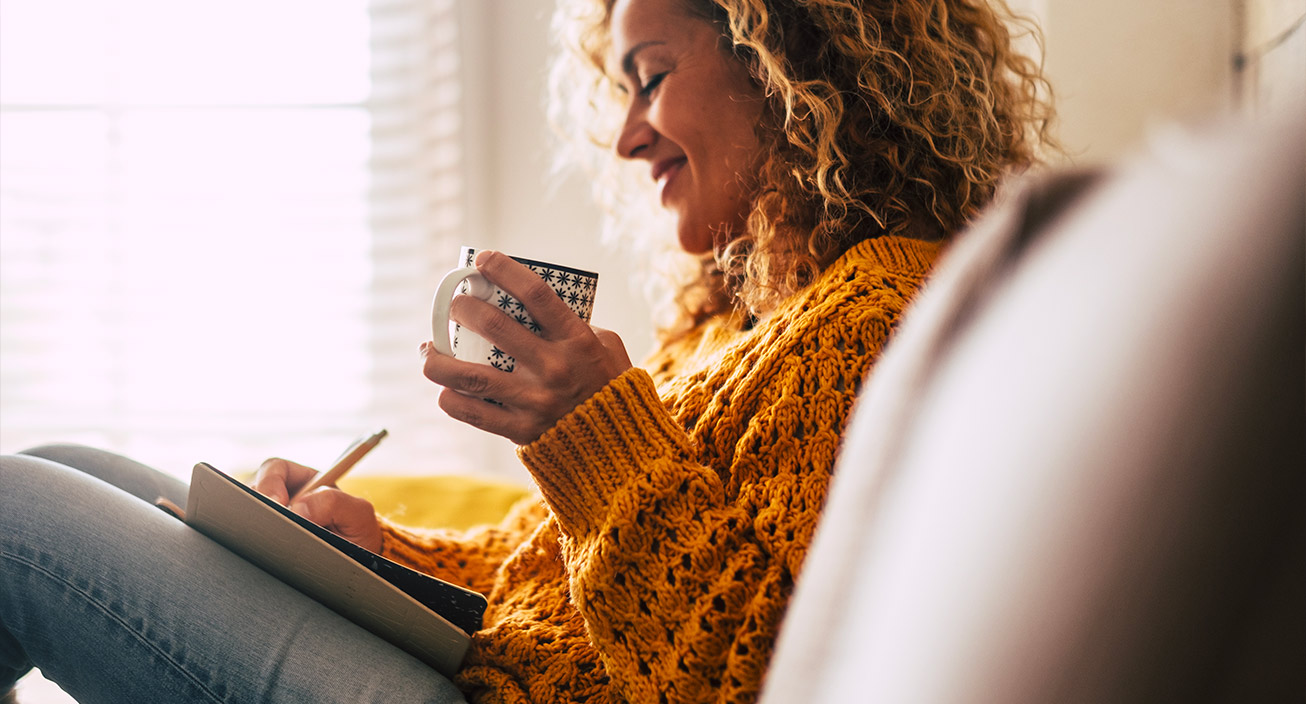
[590,325,632,367]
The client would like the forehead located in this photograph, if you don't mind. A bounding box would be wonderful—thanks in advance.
[608,0,695,57]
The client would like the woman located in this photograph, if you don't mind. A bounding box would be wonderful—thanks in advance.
[0,0,1052,701]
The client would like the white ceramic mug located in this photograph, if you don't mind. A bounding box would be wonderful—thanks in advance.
[430,247,599,372]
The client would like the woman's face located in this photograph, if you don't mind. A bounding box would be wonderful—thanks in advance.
[608,0,764,254]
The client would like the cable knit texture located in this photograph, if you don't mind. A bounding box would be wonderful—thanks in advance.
[380,236,940,703]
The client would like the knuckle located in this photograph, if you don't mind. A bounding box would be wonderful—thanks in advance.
[457,367,493,395]
[340,491,373,514]
[257,457,289,480]
[479,308,515,338]
[524,280,560,309]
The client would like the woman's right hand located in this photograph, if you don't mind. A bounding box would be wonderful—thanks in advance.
[253,457,383,553]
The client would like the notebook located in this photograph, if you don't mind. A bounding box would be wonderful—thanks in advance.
[183,462,486,676]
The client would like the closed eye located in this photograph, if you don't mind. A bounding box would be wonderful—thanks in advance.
[639,72,667,97]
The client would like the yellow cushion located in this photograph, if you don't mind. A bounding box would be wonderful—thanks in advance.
[337,474,532,531]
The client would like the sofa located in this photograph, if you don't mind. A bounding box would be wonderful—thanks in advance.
[759,106,1304,702]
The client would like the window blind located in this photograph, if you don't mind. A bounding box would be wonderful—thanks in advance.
[0,0,477,478]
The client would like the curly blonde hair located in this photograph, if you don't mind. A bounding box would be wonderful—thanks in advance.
[550,0,1056,339]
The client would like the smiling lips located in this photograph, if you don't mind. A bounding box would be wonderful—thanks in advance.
[652,157,687,204]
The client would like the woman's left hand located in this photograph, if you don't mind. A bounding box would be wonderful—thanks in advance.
[421,250,633,445]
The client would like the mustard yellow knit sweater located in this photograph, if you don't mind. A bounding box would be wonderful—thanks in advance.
[380,236,940,703]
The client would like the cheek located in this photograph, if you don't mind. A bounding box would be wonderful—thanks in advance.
[720,109,764,202]
[715,95,764,172]
[719,66,765,142]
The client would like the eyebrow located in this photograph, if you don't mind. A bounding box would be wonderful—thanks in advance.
[620,40,667,76]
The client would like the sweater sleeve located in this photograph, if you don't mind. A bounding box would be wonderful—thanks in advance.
[518,238,935,701]
[520,368,825,702]
[379,495,549,595]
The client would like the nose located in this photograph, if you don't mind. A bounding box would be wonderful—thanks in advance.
[615,100,655,160]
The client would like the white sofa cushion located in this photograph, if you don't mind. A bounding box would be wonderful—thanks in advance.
[761,107,1304,703]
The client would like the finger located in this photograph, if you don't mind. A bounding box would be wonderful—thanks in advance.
[448,292,546,365]
[474,251,586,338]
[590,325,633,366]
[437,386,539,446]
[291,488,382,552]
[421,343,524,404]
[253,457,319,505]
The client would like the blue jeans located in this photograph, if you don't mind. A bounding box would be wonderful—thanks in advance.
[0,445,466,703]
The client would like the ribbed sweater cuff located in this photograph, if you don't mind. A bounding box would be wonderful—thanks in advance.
[519,367,688,540]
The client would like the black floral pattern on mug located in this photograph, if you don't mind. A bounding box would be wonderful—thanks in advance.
[454,248,598,374]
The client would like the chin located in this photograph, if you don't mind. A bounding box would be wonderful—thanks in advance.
[674,208,744,255]
[676,224,715,255]
[678,240,714,255]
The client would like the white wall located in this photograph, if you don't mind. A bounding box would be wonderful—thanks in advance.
[1035,0,1239,165]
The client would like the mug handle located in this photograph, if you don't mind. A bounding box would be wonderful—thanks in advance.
[430,266,494,357]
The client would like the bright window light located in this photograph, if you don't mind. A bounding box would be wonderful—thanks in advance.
[1,0,472,478]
